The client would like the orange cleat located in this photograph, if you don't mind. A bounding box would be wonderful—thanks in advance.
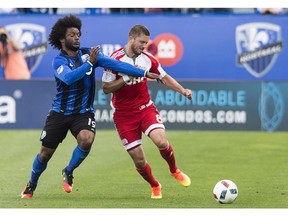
[62,169,73,193]
[151,182,162,199]
[21,183,36,199]
[171,169,191,187]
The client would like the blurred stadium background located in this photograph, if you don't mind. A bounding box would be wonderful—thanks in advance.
[0,7,288,131]
[0,6,288,212]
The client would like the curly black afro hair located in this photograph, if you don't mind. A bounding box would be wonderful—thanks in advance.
[48,15,82,50]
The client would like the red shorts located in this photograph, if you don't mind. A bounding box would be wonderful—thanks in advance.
[113,103,165,151]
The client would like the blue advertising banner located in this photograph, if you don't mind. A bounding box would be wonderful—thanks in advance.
[0,80,287,131]
[0,14,287,81]
[0,80,55,129]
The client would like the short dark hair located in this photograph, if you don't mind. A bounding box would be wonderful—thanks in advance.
[48,15,82,50]
[129,25,150,37]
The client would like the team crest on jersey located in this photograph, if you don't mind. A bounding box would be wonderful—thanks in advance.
[81,54,89,62]
[235,22,283,78]
[5,23,48,74]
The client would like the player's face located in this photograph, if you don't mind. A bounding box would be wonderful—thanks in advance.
[64,27,81,52]
[131,34,150,56]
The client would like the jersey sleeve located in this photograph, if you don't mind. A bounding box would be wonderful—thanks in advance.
[146,52,167,79]
[52,55,93,85]
[96,52,147,77]
[102,70,116,82]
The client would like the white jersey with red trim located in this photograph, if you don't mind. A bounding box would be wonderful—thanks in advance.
[102,47,166,113]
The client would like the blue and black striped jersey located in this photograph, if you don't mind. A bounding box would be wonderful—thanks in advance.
[51,48,147,115]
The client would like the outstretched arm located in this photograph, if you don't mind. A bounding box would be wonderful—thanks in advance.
[96,52,158,79]
[160,74,192,100]
[53,56,93,85]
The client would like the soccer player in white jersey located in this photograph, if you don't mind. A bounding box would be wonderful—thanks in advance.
[102,25,192,199]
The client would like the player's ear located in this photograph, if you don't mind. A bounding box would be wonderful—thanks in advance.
[128,35,135,41]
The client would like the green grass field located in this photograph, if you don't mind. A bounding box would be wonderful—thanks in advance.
[0,130,287,209]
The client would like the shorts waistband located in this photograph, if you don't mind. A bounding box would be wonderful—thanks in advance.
[139,100,153,110]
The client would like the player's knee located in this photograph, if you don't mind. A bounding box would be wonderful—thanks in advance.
[77,131,95,149]
[78,139,93,150]
[155,139,168,150]
[78,136,94,149]
[134,158,146,169]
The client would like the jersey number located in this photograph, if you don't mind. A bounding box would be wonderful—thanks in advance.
[156,114,163,123]
[88,118,96,128]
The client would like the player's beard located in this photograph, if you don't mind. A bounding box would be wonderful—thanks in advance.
[65,41,80,52]
[131,43,142,57]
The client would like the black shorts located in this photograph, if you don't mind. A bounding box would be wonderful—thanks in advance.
[40,110,96,149]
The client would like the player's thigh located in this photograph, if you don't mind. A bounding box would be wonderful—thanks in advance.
[40,111,69,145]
[70,112,96,139]
[149,128,167,149]
[114,117,142,151]
[141,106,165,136]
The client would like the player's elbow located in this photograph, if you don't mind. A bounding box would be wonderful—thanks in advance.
[102,85,112,94]
[63,77,73,85]
[102,88,111,94]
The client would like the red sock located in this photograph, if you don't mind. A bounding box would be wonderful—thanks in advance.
[160,143,177,173]
[136,163,159,187]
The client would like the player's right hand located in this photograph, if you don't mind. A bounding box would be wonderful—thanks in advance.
[89,45,101,65]
[183,89,192,100]
[146,71,160,80]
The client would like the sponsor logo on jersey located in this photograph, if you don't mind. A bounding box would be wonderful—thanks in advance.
[57,65,64,74]
[86,68,92,75]
[236,22,283,78]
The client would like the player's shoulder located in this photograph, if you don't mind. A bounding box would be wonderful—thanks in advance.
[53,52,67,65]
[141,51,160,67]
[142,50,153,57]
[110,47,125,59]
[142,50,158,60]
[53,50,73,67]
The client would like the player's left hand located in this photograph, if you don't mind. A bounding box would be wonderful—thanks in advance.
[183,89,192,100]
[89,45,101,64]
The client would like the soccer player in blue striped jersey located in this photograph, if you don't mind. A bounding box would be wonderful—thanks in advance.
[21,15,159,198]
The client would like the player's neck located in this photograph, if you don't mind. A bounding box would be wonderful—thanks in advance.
[63,49,78,58]
[124,45,137,59]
